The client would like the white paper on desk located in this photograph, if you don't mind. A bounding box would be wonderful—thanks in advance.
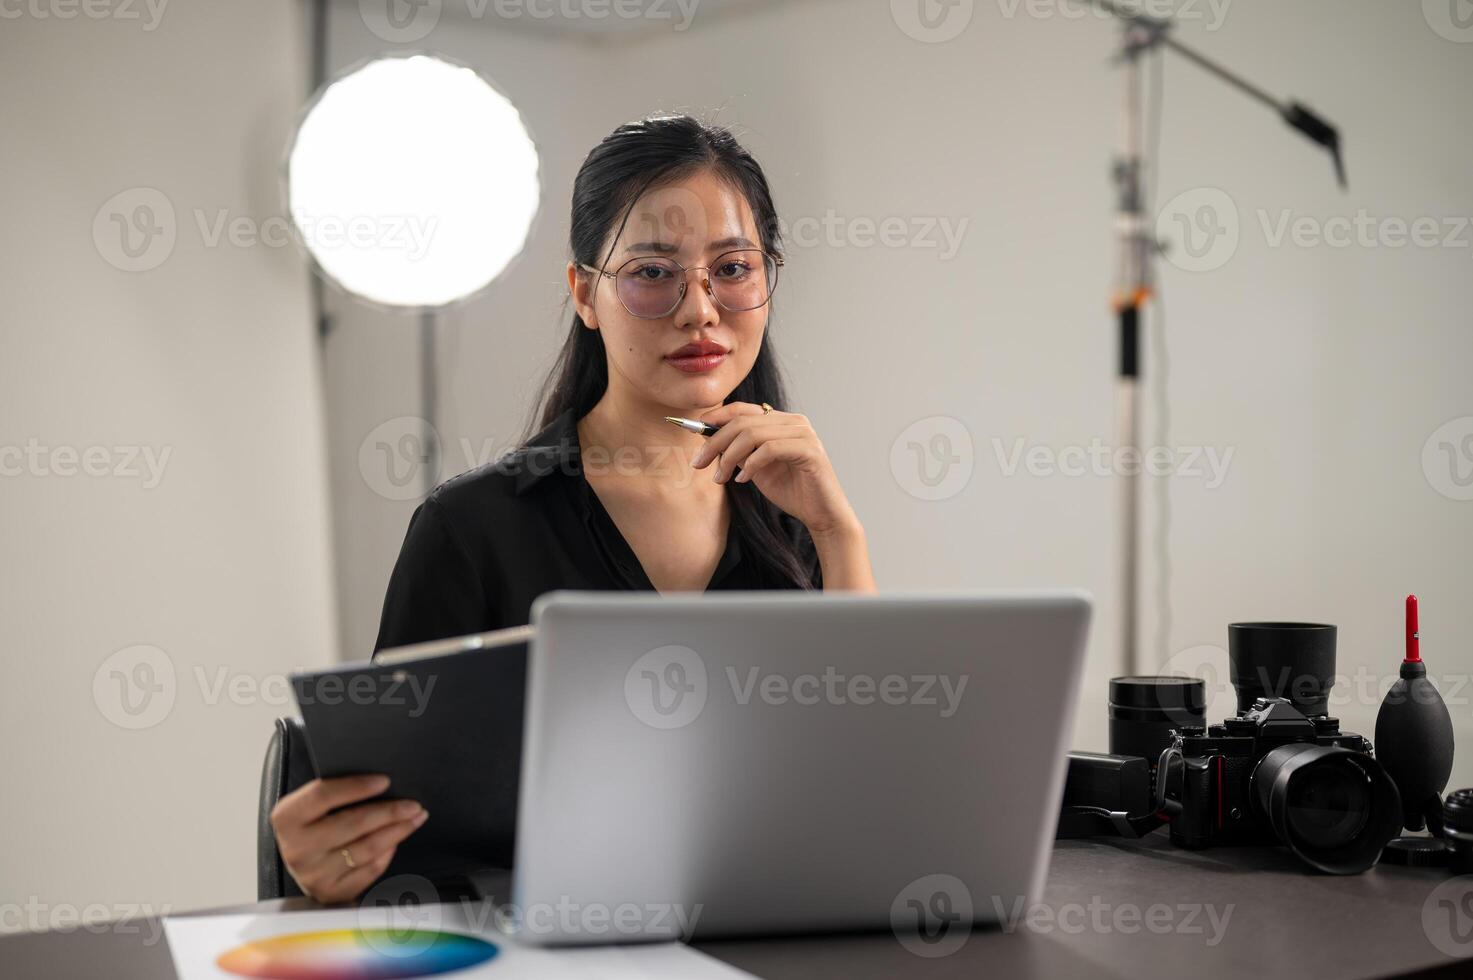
[162,901,756,979]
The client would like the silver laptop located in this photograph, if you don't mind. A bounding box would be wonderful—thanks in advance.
[505,589,1091,945]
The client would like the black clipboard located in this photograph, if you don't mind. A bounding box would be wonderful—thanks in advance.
[289,626,531,883]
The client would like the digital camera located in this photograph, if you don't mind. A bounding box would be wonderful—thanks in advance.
[1159,696,1402,873]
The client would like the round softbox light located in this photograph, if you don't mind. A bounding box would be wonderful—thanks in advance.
[286,53,539,310]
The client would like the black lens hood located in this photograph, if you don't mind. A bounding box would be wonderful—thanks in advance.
[1253,743,1403,874]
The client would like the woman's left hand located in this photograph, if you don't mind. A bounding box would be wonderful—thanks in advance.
[689,402,860,539]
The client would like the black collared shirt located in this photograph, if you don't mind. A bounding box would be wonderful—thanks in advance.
[372,407,823,653]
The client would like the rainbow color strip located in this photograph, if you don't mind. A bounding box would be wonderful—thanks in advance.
[216,928,499,979]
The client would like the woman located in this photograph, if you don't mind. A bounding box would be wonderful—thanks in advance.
[270,113,876,903]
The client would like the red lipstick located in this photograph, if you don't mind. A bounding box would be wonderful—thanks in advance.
[664,339,728,374]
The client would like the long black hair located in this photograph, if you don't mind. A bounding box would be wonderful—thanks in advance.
[522,113,814,589]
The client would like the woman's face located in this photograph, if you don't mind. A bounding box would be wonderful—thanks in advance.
[568,169,770,414]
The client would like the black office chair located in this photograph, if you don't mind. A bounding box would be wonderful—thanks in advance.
[256,717,314,899]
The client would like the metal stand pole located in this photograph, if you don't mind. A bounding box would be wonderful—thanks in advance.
[420,310,440,497]
[1113,25,1152,677]
[310,0,332,343]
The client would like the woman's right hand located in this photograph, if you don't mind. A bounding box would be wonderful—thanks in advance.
[269,774,429,904]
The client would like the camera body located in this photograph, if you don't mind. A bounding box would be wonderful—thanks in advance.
[1166,697,1373,850]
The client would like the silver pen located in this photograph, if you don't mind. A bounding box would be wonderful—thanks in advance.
[663,415,720,437]
[664,415,745,475]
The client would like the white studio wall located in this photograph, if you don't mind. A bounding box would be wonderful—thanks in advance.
[0,3,338,923]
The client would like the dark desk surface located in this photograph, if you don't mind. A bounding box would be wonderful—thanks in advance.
[6,831,1473,979]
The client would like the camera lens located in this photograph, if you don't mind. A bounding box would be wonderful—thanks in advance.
[1108,676,1206,763]
[1253,743,1402,874]
[1442,788,1473,875]
[1228,622,1336,716]
[1283,755,1370,850]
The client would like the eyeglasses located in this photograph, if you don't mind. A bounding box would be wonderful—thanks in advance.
[581,249,783,319]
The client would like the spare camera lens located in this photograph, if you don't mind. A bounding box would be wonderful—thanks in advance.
[1108,676,1206,764]
[1253,743,1402,874]
[1442,788,1473,874]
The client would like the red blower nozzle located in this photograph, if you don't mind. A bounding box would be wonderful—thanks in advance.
[1405,594,1421,663]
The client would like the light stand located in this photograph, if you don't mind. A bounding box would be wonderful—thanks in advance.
[420,311,441,497]
[1092,0,1347,674]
